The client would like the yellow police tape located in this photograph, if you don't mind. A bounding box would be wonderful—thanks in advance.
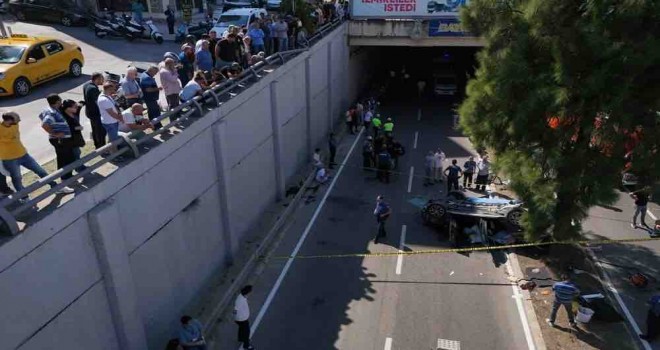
[269,236,660,260]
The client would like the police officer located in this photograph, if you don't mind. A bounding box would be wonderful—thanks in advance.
[372,114,382,138]
[377,146,392,183]
[383,118,394,138]
[373,195,392,244]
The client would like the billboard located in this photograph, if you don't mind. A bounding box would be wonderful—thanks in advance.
[428,18,468,36]
[352,0,469,19]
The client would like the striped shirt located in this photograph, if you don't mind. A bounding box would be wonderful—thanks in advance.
[39,107,71,139]
[552,281,580,304]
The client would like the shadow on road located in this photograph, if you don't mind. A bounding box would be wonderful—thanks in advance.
[0,74,90,106]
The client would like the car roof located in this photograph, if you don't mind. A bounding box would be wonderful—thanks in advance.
[0,35,58,46]
[219,8,266,15]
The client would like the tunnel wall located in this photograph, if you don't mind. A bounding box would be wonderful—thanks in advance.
[0,23,374,350]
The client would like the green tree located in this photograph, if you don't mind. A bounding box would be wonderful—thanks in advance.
[459,0,660,241]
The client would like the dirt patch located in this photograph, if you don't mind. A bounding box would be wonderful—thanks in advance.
[516,245,636,350]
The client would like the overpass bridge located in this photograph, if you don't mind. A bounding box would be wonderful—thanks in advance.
[0,9,496,350]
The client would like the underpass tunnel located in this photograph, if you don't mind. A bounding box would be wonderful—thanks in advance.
[358,46,480,106]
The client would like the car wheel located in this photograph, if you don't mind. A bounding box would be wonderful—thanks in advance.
[506,208,524,226]
[69,60,83,77]
[15,11,26,21]
[61,16,73,27]
[425,203,447,222]
[13,77,31,97]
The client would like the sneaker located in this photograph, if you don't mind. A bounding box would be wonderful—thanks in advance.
[545,318,555,327]
[56,186,75,195]
[631,223,638,229]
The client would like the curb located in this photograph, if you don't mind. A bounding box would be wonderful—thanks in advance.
[508,251,547,350]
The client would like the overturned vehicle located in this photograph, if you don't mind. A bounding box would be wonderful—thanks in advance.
[421,191,524,227]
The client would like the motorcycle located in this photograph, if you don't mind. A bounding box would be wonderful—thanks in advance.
[175,19,213,43]
[89,12,131,41]
[144,20,164,44]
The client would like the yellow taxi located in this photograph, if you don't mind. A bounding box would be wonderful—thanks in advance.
[0,34,84,97]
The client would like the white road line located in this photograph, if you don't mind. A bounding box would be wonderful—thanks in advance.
[586,248,652,350]
[413,131,419,149]
[647,209,657,221]
[417,108,421,121]
[384,337,393,350]
[505,259,536,350]
[395,225,407,275]
[249,128,365,340]
[407,166,414,193]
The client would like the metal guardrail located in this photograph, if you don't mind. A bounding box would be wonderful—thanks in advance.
[0,18,344,236]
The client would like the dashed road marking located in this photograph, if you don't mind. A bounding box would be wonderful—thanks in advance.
[437,338,461,350]
[413,131,419,149]
[384,337,393,350]
[417,108,421,121]
[396,225,407,275]
[407,166,414,193]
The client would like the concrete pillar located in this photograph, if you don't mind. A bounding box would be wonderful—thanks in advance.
[270,81,285,201]
[211,120,235,264]
[327,41,333,132]
[305,57,312,158]
[88,201,148,350]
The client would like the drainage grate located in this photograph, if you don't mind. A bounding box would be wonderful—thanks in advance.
[437,338,461,350]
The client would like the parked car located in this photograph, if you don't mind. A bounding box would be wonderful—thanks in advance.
[223,0,265,10]
[421,191,525,227]
[266,0,282,10]
[0,34,84,96]
[0,0,7,13]
[433,72,457,96]
[211,8,268,35]
[8,0,88,27]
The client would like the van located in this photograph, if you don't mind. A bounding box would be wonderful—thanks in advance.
[211,8,268,35]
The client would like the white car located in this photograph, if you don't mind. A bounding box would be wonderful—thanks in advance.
[211,8,268,36]
[434,73,457,96]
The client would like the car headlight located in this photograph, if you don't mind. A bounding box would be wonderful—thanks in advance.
[0,73,5,81]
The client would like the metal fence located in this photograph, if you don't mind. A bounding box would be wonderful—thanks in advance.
[0,18,344,236]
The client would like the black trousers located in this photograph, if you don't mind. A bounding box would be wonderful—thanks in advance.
[363,152,373,170]
[49,139,76,180]
[329,146,336,166]
[88,115,107,149]
[463,172,474,187]
[646,310,660,339]
[447,177,459,192]
[377,166,390,183]
[0,175,12,194]
[236,320,251,348]
[167,21,175,34]
[375,220,387,242]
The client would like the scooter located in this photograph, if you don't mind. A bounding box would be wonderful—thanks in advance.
[144,20,164,44]
[105,11,138,41]
[90,12,129,40]
[117,13,163,44]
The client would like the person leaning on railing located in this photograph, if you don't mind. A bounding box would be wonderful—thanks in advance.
[0,111,72,199]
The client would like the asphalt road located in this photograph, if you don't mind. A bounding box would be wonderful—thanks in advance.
[0,16,179,165]
[211,96,534,349]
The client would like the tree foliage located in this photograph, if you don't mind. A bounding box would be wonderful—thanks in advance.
[459,0,660,241]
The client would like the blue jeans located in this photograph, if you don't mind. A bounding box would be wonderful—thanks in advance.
[278,37,288,52]
[103,122,120,142]
[3,153,56,192]
[549,300,575,324]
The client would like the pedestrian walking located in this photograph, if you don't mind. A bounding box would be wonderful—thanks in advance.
[371,114,382,138]
[373,195,391,244]
[463,156,476,188]
[1,112,71,196]
[475,155,491,192]
[362,136,375,171]
[178,315,206,350]
[640,294,660,341]
[376,147,391,183]
[433,149,445,183]
[546,274,580,328]
[424,151,435,186]
[234,285,255,350]
[631,190,650,228]
[165,6,176,35]
[140,65,164,130]
[444,159,463,192]
[328,132,337,169]
[82,72,107,149]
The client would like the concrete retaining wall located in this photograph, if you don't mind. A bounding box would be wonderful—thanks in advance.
[0,23,375,350]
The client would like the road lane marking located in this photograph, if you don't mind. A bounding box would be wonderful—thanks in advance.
[407,166,414,193]
[417,108,421,121]
[384,337,393,350]
[413,131,418,149]
[586,248,652,350]
[395,225,407,275]
[437,338,461,350]
[249,128,365,340]
[647,209,657,221]
[505,259,536,350]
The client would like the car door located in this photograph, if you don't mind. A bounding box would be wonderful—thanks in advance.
[22,0,48,20]
[24,43,49,83]
[41,41,67,78]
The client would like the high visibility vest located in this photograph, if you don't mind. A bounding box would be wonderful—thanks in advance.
[383,122,394,132]
[372,118,382,128]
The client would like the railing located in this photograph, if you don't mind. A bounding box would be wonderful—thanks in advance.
[0,18,344,236]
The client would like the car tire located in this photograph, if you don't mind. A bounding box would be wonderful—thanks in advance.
[423,202,447,224]
[15,11,26,21]
[61,16,73,27]
[13,77,31,97]
[69,60,83,77]
[506,208,524,226]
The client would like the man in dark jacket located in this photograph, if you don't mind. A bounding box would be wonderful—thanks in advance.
[216,34,239,68]
[82,72,106,149]
[164,6,176,34]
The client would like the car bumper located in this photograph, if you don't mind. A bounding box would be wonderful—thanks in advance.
[435,91,456,96]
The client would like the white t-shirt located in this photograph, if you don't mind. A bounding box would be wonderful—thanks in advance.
[97,94,119,125]
[315,168,327,183]
[119,109,142,133]
[234,294,249,322]
[364,111,373,123]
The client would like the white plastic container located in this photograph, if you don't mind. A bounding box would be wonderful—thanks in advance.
[576,307,595,323]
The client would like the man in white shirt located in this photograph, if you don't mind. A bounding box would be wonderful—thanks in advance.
[120,103,153,135]
[433,149,445,183]
[363,109,373,133]
[234,285,254,350]
[97,82,124,152]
